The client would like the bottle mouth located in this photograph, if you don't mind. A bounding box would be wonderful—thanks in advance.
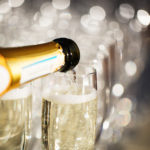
[54,38,80,72]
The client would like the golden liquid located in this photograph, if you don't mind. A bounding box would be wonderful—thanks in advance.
[42,94,97,150]
[0,95,32,150]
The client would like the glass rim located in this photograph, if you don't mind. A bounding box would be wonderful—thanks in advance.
[53,63,97,78]
[0,83,31,100]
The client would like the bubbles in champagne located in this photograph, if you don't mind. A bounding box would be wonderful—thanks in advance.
[39,16,53,27]
[42,86,97,149]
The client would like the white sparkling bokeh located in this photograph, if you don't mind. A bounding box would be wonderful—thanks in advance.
[116,98,132,112]
[119,3,135,20]
[103,120,110,130]
[0,1,11,14]
[112,83,124,97]
[39,16,53,27]
[129,19,142,32]
[125,61,137,76]
[98,44,109,57]
[114,29,124,41]
[58,20,70,30]
[59,12,72,20]
[116,111,131,127]
[47,29,56,38]
[137,9,150,26]
[109,21,120,30]
[40,2,57,17]
[8,0,25,8]
[80,14,101,34]
[52,0,70,10]
[89,6,106,21]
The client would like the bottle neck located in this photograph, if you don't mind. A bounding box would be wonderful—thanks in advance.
[0,42,65,96]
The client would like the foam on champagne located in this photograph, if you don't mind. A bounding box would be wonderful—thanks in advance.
[43,88,97,104]
[0,85,31,100]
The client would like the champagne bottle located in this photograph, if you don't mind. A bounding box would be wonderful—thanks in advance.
[0,38,80,96]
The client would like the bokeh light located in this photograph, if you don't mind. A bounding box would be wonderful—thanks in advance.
[47,29,56,38]
[89,6,106,21]
[109,21,120,30]
[116,111,131,127]
[80,14,101,34]
[125,61,137,76]
[52,0,70,10]
[8,0,24,7]
[59,12,72,20]
[112,83,124,97]
[40,2,57,17]
[129,19,143,32]
[0,0,147,148]
[0,1,11,14]
[116,98,133,112]
[103,120,110,130]
[119,3,135,20]
[38,16,53,27]
[137,9,150,26]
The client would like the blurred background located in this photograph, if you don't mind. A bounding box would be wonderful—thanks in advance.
[0,0,150,150]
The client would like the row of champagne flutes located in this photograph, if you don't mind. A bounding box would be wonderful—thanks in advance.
[0,63,98,150]
[0,0,149,149]
[0,51,140,150]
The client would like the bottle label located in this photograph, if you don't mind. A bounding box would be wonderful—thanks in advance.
[20,53,65,84]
